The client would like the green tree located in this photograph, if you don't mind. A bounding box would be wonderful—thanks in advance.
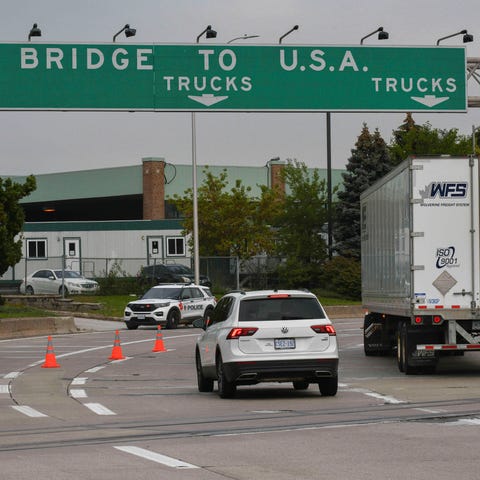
[275,159,330,287]
[170,168,281,259]
[335,124,392,259]
[0,175,36,276]
[389,113,473,165]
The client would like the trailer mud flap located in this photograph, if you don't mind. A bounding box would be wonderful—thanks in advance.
[364,313,391,356]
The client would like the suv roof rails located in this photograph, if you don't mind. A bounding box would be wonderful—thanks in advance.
[228,289,246,295]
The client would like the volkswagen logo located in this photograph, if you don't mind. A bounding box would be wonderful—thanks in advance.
[281,327,289,334]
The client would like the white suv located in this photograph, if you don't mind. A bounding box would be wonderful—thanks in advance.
[194,290,339,398]
[124,284,216,330]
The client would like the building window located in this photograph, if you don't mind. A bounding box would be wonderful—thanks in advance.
[27,239,47,259]
[167,237,185,256]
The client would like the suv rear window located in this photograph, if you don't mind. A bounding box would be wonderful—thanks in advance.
[239,297,325,321]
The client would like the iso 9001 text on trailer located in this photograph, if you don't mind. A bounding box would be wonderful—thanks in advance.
[361,156,480,374]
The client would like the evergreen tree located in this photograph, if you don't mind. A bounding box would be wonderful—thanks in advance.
[335,124,391,258]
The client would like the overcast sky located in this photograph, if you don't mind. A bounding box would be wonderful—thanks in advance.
[1,0,480,176]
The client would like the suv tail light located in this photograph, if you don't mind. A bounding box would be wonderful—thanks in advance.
[227,327,258,339]
[311,325,336,336]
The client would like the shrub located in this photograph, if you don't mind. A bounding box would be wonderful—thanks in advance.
[276,259,322,289]
[96,260,142,295]
[320,256,361,300]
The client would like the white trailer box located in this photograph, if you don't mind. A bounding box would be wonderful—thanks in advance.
[360,156,480,373]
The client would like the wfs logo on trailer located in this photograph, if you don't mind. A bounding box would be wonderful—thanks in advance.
[420,181,468,199]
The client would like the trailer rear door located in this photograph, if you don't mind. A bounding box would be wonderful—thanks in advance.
[411,157,480,314]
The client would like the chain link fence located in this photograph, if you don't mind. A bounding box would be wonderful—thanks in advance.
[2,255,285,293]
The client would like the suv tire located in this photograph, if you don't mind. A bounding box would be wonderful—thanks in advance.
[196,350,214,392]
[216,355,236,399]
[318,377,338,396]
[166,309,180,329]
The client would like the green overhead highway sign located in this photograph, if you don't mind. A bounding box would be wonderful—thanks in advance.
[0,43,467,112]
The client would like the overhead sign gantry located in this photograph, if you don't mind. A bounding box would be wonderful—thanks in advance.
[0,43,467,112]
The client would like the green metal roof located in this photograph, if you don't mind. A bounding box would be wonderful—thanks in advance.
[12,165,142,203]
[6,160,345,204]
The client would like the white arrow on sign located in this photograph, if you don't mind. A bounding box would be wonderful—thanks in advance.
[410,95,450,108]
[188,94,229,107]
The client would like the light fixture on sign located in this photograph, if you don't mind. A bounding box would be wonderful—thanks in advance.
[28,23,42,41]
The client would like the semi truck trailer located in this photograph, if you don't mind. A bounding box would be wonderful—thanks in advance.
[361,155,480,374]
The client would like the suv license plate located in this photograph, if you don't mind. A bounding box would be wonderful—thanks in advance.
[274,338,296,350]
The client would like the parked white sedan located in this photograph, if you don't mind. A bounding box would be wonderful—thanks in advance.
[20,269,99,295]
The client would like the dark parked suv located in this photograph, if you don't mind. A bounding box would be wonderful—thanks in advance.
[139,264,212,288]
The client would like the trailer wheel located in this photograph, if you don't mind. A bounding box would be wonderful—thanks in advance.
[399,323,419,375]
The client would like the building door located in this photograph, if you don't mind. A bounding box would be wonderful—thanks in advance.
[147,236,164,264]
[63,237,81,272]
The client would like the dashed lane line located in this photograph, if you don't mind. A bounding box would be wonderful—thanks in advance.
[11,405,48,418]
[114,446,199,469]
[83,403,116,415]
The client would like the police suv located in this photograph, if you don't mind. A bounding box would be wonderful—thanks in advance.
[124,284,216,330]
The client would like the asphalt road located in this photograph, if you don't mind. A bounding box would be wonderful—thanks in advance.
[1,317,480,479]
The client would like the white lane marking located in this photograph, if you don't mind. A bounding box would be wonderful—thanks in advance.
[84,403,116,415]
[70,389,87,398]
[12,405,48,417]
[416,408,446,414]
[363,391,406,404]
[85,366,106,373]
[448,418,480,426]
[4,372,21,379]
[0,385,10,394]
[340,384,406,404]
[71,377,87,385]
[114,446,199,469]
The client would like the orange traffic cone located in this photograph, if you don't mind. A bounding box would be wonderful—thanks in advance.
[41,336,61,368]
[152,325,166,352]
[109,330,125,360]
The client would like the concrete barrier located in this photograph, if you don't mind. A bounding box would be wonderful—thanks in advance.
[3,295,102,311]
[0,316,78,339]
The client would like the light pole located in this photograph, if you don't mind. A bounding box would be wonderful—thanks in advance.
[113,24,136,42]
[436,29,473,45]
[192,25,217,285]
[279,25,298,44]
[28,23,41,41]
[473,125,480,154]
[227,34,259,43]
